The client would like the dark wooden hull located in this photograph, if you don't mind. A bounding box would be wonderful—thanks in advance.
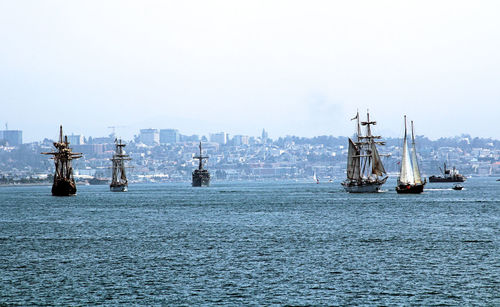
[192,169,210,187]
[396,183,425,194]
[52,178,77,196]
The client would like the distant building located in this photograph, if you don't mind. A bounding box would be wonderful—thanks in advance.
[180,134,200,142]
[0,130,22,146]
[210,132,228,145]
[160,129,180,144]
[91,136,114,144]
[73,144,112,156]
[140,129,159,146]
[262,129,269,143]
[233,135,249,146]
[67,134,84,145]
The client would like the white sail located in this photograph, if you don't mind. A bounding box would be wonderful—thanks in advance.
[410,121,422,185]
[399,116,415,185]
[346,138,361,180]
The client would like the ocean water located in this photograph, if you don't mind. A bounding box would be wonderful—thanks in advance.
[0,178,499,305]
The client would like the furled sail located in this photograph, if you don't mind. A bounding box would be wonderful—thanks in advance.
[120,166,127,182]
[347,138,361,180]
[371,142,386,176]
[111,167,118,184]
[399,118,415,185]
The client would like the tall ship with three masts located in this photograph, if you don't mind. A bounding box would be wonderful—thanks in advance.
[396,116,426,194]
[42,125,82,196]
[192,142,210,187]
[110,139,131,192]
[341,111,388,193]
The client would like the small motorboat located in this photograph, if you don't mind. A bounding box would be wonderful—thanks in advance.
[452,184,463,190]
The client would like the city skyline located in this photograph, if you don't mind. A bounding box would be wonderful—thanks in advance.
[2,122,500,145]
[2,1,500,142]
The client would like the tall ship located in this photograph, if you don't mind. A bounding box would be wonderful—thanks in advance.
[341,111,388,193]
[42,125,82,196]
[110,139,131,192]
[192,142,210,187]
[428,163,466,182]
[396,116,426,194]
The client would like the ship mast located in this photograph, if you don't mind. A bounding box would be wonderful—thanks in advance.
[194,142,209,170]
[357,110,386,179]
[354,110,361,142]
[42,125,82,183]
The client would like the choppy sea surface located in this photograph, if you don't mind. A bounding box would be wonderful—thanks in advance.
[0,177,499,305]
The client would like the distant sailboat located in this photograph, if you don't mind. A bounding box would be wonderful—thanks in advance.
[341,110,388,193]
[396,116,426,194]
[313,171,319,184]
[110,139,131,192]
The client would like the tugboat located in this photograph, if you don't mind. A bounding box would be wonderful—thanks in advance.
[42,125,82,196]
[396,116,426,194]
[110,139,131,192]
[429,163,466,182]
[341,110,388,193]
[192,142,210,187]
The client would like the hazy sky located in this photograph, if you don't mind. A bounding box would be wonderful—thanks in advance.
[1,1,499,142]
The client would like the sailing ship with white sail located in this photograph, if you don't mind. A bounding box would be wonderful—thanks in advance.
[110,139,131,192]
[341,111,388,193]
[396,116,426,194]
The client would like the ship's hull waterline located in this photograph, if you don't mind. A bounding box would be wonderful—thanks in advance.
[428,176,465,183]
[52,178,77,196]
[396,184,425,194]
[341,177,387,193]
[110,184,128,192]
[342,182,385,193]
[192,170,210,187]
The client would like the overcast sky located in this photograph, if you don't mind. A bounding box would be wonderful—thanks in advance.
[1,0,499,142]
